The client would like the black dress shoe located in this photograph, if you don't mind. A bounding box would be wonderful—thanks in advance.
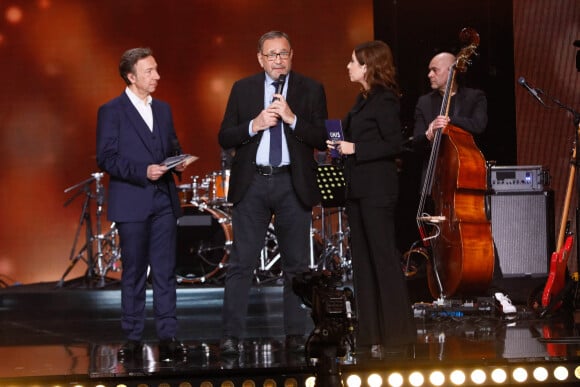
[117,340,143,361]
[285,335,306,353]
[219,336,240,356]
[159,337,188,362]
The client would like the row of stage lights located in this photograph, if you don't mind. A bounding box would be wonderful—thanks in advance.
[332,363,580,387]
[10,363,580,387]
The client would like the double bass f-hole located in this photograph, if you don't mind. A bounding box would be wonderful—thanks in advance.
[415,27,495,300]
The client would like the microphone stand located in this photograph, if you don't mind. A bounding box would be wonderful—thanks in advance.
[56,174,97,288]
[535,87,580,315]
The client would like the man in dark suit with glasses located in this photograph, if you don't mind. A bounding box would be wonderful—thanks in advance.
[218,30,328,356]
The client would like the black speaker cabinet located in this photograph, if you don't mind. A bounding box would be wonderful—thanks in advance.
[490,190,554,278]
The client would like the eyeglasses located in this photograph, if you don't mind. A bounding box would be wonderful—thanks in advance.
[262,51,291,61]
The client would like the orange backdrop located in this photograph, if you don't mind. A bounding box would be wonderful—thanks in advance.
[1,0,578,285]
[0,0,372,284]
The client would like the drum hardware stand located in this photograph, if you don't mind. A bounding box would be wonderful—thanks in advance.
[252,206,353,284]
[309,219,318,270]
[254,223,283,284]
[313,162,351,275]
[184,175,210,205]
[190,175,201,203]
[179,175,202,205]
[56,172,121,289]
[207,173,217,203]
[312,205,351,277]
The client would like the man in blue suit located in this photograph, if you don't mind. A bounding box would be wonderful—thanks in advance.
[96,47,189,362]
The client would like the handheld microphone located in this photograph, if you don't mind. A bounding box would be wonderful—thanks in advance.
[518,76,546,106]
[273,74,286,101]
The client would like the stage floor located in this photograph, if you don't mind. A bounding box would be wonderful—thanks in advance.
[1,276,580,386]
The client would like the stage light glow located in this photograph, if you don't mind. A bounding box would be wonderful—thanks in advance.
[386,372,402,387]
[284,377,299,387]
[264,378,277,387]
[5,5,23,24]
[574,365,580,379]
[532,366,548,382]
[490,368,507,383]
[305,376,316,387]
[346,374,362,387]
[221,381,235,387]
[470,369,486,384]
[242,379,256,387]
[408,371,425,386]
[429,371,445,386]
[367,373,383,387]
[512,367,528,383]
[449,370,466,385]
[38,0,52,9]
[553,365,569,381]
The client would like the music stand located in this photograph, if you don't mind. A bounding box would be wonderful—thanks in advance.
[314,163,350,274]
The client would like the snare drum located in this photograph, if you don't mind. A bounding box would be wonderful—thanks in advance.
[176,204,232,283]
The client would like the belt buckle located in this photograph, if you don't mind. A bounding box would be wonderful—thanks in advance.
[261,165,274,175]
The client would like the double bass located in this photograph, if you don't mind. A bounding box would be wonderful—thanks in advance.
[416,28,495,300]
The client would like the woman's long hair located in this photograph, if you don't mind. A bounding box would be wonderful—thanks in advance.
[354,40,401,97]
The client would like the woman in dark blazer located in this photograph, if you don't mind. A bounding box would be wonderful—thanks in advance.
[328,40,416,356]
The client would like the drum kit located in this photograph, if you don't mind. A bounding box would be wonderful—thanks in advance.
[56,168,351,287]
[175,168,352,284]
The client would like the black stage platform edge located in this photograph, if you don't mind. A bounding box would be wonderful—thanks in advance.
[4,351,580,387]
[3,280,580,387]
[0,279,305,344]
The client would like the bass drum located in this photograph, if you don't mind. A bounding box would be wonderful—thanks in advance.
[176,204,232,284]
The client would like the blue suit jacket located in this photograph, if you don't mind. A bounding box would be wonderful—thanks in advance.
[96,92,182,222]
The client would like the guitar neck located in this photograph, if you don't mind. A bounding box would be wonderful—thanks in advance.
[556,141,577,250]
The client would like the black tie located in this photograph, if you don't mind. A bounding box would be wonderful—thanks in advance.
[269,81,282,166]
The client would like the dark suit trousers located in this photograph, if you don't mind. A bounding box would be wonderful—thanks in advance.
[347,196,416,347]
[116,188,178,341]
[222,172,310,338]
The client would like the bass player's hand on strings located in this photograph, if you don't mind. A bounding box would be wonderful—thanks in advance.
[426,115,450,141]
